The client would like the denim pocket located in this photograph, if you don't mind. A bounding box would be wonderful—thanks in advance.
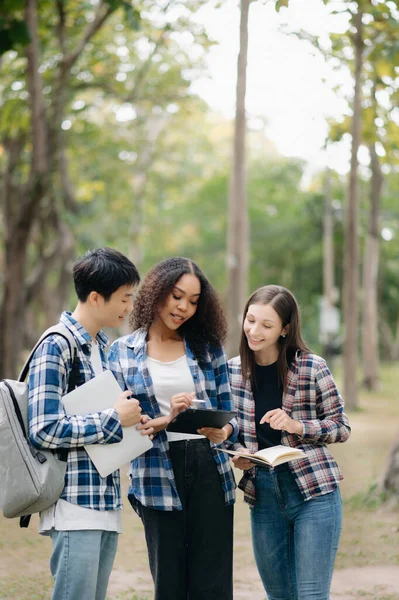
[277,468,304,510]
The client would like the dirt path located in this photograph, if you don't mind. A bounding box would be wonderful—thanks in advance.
[109,493,399,600]
[331,566,399,599]
[108,565,399,599]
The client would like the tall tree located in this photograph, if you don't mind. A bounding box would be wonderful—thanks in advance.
[0,0,51,377]
[360,5,399,390]
[320,167,340,365]
[225,0,292,356]
[342,4,364,410]
[0,0,211,376]
[362,134,383,391]
[226,0,252,356]
[325,1,399,393]
[0,0,128,376]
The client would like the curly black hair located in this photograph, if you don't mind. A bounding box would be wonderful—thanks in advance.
[131,257,227,363]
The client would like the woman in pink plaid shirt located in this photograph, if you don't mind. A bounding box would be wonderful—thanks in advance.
[228,285,350,600]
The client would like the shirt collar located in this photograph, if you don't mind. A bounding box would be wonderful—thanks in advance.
[123,328,195,361]
[123,328,147,351]
[60,311,109,349]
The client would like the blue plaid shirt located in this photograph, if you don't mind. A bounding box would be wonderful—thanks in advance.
[28,312,123,511]
[108,329,237,511]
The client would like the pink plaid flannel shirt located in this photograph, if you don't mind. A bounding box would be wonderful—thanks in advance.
[228,351,351,506]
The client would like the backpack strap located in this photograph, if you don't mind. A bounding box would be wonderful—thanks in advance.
[18,323,78,383]
[18,325,82,529]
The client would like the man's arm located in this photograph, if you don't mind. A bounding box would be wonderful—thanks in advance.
[28,337,123,450]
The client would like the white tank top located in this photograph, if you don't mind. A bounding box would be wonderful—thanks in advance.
[146,355,205,442]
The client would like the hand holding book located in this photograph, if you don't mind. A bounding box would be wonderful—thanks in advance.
[217,445,306,469]
[230,447,254,471]
[113,390,142,428]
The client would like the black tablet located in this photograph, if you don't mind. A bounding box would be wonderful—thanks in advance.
[166,408,236,435]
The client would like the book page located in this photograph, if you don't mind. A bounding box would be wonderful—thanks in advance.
[255,445,305,466]
[215,446,305,468]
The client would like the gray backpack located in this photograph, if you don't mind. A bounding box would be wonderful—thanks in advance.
[0,324,80,527]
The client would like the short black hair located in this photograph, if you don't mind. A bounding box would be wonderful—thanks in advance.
[73,247,140,302]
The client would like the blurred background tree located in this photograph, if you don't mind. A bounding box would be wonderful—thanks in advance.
[1,1,399,424]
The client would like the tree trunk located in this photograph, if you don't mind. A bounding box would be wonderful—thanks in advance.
[128,114,167,271]
[381,432,399,498]
[321,168,339,366]
[0,0,48,378]
[342,6,363,410]
[362,143,382,390]
[0,231,32,376]
[226,0,251,357]
[323,169,335,307]
[0,0,115,378]
[379,315,399,361]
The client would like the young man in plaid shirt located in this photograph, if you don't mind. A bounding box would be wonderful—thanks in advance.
[28,248,147,600]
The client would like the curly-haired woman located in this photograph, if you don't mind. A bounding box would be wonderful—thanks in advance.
[108,257,236,600]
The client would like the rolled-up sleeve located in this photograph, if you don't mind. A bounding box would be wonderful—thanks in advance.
[299,360,351,444]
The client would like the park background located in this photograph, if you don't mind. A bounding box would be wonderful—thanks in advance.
[1,0,399,598]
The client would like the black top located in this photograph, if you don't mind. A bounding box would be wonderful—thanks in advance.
[253,361,283,449]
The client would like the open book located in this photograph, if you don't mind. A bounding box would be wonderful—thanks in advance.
[216,444,306,468]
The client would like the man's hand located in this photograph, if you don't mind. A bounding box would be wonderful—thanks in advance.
[231,448,253,471]
[169,392,195,422]
[113,391,142,427]
[260,408,303,436]
[197,424,233,444]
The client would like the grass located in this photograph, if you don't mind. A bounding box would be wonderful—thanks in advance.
[331,363,399,571]
[0,362,398,599]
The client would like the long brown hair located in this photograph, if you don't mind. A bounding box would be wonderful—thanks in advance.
[239,285,311,393]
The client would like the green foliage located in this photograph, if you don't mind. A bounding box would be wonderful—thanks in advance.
[325,1,399,161]
[275,0,289,11]
[0,0,30,56]
[1,0,399,363]
[106,0,141,30]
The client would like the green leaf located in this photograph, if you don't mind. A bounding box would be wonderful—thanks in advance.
[105,0,141,30]
[1,0,25,12]
[105,0,124,11]
[275,0,289,12]
[123,4,141,31]
[0,19,30,55]
[375,59,395,79]
[0,30,12,54]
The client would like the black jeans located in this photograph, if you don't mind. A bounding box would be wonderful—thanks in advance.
[138,438,234,600]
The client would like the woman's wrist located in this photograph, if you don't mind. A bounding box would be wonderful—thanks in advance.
[223,423,234,440]
[291,420,304,436]
[152,416,170,433]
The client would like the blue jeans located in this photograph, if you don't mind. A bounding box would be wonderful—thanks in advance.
[49,530,118,600]
[251,465,342,600]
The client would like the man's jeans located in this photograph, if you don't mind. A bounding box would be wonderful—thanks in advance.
[49,529,118,600]
[251,464,342,600]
